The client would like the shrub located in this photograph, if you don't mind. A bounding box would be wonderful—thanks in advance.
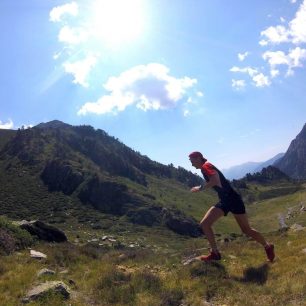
[160,288,184,306]
[132,270,161,293]
[0,229,16,255]
[0,216,34,253]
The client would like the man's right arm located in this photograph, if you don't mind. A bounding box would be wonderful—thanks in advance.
[190,183,204,192]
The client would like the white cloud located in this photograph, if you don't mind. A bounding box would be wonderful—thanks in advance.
[196,91,204,97]
[49,2,78,22]
[0,119,14,129]
[63,55,98,87]
[260,0,306,45]
[260,25,289,45]
[183,110,190,117]
[230,66,271,87]
[78,63,198,115]
[58,26,88,45]
[290,1,306,43]
[290,0,297,3]
[252,73,271,87]
[231,1,306,89]
[230,66,258,77]
[270,69,280,78]
[238,52,249,61]
[231,79,246,90]
[289,46,306,65]
[263,47,306,75]
[262,50,289,66]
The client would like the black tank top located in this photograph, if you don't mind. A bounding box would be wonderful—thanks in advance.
[201,162,237,200]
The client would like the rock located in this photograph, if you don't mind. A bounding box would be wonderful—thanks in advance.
[14,220,67,242]
[40,160,84,195]
[30,250,47,259]
[91,223,103,229]
[22,281,71,303]
[278,213,288,230]
[201,300,213,306]
[68,279,76,286]
[301,248,306,254]
[126,206,162,226]
[37,268,55,277]
[290,223,305,232]
[228,255,237,259]
[162,208,202,237]
[78,176,131,215]
[118,254,127,260]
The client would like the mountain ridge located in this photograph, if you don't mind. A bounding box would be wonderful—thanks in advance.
[222,153,285,180]
[275,123,306,179]
[0,121,203,237]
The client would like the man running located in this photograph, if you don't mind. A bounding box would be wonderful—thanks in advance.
[189,151,275,262]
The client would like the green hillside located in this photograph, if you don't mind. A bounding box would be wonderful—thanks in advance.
[0,122,205,237]
[0,122,306,305]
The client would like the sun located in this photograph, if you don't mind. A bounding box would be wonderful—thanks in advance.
[89,0,145,46]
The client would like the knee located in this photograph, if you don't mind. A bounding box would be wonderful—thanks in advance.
[241,227,253,235]
[200,219,211,231]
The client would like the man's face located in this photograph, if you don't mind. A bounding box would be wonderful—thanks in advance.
[189,157,203,169]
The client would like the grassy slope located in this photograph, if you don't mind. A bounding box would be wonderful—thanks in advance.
[247,188,306,233]
[0,185,305,305]
[0,228,305,305]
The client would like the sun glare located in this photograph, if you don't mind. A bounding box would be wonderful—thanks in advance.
[90,0,145,46]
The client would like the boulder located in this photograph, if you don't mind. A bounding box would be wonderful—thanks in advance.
[14,220,67,242]
[162,208,202,237]
[78,176,131,215]
[290,223,305,232]
[41,160,84,195]
[37,268,55,277]
[126,206,162,226]
[22,281,70,303]
[30,250,47,259]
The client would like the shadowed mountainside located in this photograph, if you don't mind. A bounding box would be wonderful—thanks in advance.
[0,121,203,237]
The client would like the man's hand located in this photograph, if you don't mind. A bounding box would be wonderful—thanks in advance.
[190,185,202,192]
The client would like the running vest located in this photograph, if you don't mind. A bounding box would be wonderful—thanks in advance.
[201,161,237,199]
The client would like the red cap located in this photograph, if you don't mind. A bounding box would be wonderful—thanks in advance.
[189,151,204,159]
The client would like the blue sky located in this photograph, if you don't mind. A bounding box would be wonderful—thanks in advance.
[1,0,306,172]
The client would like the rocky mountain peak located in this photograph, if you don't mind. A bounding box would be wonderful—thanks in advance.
[275,123,306,179]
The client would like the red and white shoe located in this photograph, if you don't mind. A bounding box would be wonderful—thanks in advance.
[200,250,221,262]
[265,244,275,262]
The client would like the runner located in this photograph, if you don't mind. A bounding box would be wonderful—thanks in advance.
[189,151,275,262]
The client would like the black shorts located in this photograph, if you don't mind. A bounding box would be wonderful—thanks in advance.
[214,193,246,216]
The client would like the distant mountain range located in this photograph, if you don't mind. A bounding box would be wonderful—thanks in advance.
[222,123,306,180]
[222,153,285,180]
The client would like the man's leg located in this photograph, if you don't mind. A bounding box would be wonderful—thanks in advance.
[234,213,275,262]
[233,213,267,246]
[200,206,224,252]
